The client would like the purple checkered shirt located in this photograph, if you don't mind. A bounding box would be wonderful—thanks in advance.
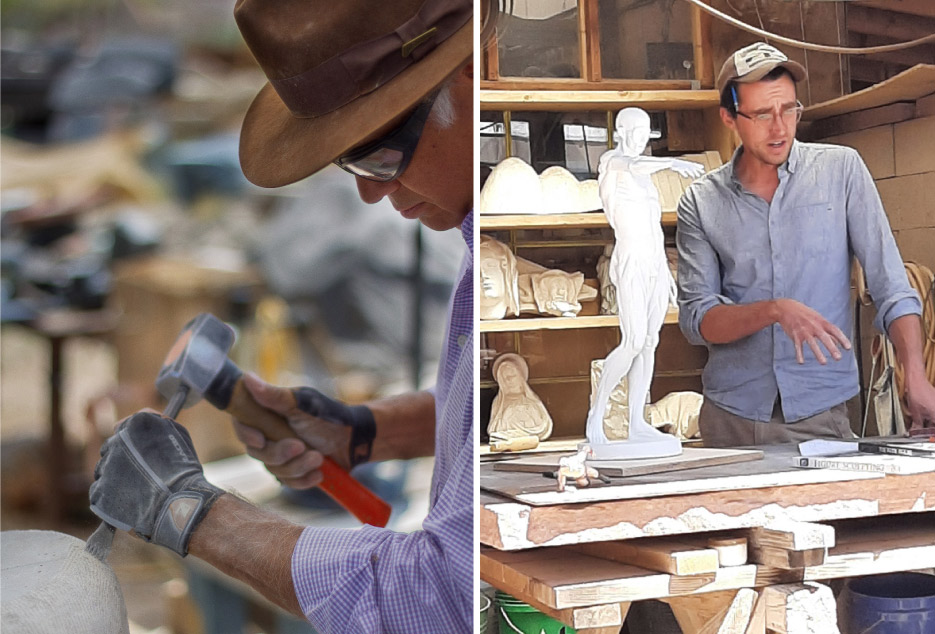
[292,212,475,633]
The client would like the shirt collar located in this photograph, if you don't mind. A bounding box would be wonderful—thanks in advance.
[728,139,800,191]
[460,210,474,258]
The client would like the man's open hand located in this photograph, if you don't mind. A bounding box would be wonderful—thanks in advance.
[773,298,852,365]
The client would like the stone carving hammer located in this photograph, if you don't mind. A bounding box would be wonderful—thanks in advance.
[156,312,392,527]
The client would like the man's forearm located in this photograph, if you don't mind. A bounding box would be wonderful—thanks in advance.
[367,390,436,461]
[699,301,778,344]
[188,494,305,617]
[888,314,927,380]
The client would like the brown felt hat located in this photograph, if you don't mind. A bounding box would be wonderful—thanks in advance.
[234,0,473,188]
[716,42,807,96]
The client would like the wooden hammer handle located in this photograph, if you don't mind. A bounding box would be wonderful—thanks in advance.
[226,379,392,528]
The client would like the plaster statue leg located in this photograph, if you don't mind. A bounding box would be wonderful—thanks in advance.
[586,342,638,445]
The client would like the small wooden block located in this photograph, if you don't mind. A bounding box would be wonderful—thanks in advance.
[764,582,839,634]
[748,545,826,570]
[748,521,835,551]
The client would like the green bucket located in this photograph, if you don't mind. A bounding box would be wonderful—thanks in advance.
[496,591,577,634]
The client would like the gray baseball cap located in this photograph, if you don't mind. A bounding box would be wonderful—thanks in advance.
[716,42,807,95]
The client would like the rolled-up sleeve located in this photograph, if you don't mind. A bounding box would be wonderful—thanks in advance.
[676,186,735,345]
[843,149,921,333]
[291,432,473,633]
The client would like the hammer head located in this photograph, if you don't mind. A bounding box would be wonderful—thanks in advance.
[156,313,235,411]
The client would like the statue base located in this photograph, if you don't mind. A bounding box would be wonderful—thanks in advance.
[581,419,683,460]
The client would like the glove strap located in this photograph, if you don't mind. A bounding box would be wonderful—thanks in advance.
[152,487,222,556]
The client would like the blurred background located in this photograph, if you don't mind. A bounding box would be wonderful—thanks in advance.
[0,1,465,632]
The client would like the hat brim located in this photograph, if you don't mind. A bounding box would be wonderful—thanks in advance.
[239,19,472,188]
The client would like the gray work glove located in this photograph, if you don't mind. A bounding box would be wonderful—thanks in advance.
[89,411,223,557]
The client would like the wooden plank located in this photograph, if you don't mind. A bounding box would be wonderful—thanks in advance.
[580,0,601,82]
[571,536,719,576]
[480,456,935,550]
[482,452,884,506]
[803,64,935,121]
[917,92,935,117]
[479,211,610,228]
[666,590,744,634]
[763,583,839,634]
[853,0,935,19]
[747,522,836,551]
[483,32,499,81]
[480,88,720,112]
[480,78,695,91]
[804,102,916,141]
[847,5,935,41]
[747,545,826,570]
[691,4,714,88]
[479,309,678,333]
[492,447,764,478]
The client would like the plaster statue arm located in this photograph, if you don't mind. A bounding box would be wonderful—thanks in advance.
[887,314,935,429]
[629,156,704,178]
[189,494,304,617]
[235,374,435,489]
[700,299,851,364]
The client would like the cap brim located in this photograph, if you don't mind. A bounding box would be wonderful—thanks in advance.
[239,19,472,188]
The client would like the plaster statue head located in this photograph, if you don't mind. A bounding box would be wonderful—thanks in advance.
[493,353,528,392]
[532,270,585,317]
[479,235,520,320]
[614,108,656,157]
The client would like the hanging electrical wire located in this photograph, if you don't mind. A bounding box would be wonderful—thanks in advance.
[680,0,935,54]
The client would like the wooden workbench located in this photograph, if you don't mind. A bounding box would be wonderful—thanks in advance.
[480,445,935,633]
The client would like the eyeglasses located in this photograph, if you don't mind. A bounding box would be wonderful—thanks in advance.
[736,101,804,127]
[334,95,436,182]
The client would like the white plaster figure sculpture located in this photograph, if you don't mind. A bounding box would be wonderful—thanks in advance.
[480,157,601,215]
[488,353,553,440]
[585,107,703,460]
[556,446,599,492]
[479,234,520,320]
[597,244,617,314]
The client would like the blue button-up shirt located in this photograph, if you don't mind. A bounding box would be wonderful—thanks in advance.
[292,212,474,632]
[677,141,921,422]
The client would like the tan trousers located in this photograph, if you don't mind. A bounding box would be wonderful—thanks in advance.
[699,399,854,448]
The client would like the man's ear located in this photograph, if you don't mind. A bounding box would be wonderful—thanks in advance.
[719,106,737,133]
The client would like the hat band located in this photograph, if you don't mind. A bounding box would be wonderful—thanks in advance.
[270,0,471,118]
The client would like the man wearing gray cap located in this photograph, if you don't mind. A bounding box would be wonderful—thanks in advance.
[676,42,935,446]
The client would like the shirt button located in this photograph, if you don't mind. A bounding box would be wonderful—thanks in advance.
[457,334,467,348]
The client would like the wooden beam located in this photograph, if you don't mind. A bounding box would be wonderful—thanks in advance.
[847,5,935,41]
[691,3,715,88]
[865,47,935,71]
[747,545,826,570]
[846,57,890,86]
[852,0,935,19]
[480,78,695,91]
[480,89,720,112]
[484,31,500,81]
[579,0,602,82]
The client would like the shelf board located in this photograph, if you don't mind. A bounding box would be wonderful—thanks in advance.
[479,211,677,229]
[480,310,679,333]
[480,89,720,112]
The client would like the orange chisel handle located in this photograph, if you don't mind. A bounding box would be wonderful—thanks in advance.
[220,374,391,528]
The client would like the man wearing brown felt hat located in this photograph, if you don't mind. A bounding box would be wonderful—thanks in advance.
[88,1,476,632]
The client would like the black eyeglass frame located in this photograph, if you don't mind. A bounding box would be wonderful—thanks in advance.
[333,94,437,182]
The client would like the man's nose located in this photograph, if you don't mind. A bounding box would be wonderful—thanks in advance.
[354,175,398,204]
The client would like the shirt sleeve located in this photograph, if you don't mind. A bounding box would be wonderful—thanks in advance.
[676,186,736,346]
[290,426,473,634]
[843,148,922,333]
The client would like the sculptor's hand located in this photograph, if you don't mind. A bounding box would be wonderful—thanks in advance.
[673,159,705,178]
[904,373,935,432]
[773,298,851,365]
[233,373,376,489]
[89,411,223,557]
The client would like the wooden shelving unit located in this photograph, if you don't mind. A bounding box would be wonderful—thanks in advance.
[480,310,678,333]
[479,211,677,230]
[480,89,720,112]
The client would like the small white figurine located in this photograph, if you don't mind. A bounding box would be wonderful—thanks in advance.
[586,108,703,460]
[556,446,600,492]
[488,353,553,440]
